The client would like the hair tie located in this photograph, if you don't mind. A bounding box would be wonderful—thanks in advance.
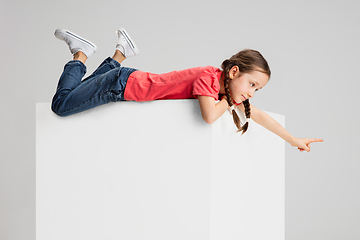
[229,105,235,112]
[246,118,250,123]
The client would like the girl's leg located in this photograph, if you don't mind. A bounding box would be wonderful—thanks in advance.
[51,28,139,117]
[112,50,126,64]
[85,27,140,79]
[73,51,88,64]
[82,50,125,81]
[51,29,97,92]
[52,64,137,117]
[51,29,98,115]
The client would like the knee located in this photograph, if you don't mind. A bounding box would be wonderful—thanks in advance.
[51,105,64,117]
[51,99,68,117]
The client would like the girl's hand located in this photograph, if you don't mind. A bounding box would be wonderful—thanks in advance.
[291,138,324,152]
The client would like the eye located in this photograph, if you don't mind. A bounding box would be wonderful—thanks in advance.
[250,83,255,87]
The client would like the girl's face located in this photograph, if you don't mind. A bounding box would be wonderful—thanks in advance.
[228,66,269,104]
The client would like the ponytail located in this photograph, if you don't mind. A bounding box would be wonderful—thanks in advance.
[222,71,251,134]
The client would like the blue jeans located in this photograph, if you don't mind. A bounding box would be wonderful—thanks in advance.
[52,57,137,116]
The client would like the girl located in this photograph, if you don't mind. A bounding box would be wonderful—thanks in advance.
[52,28,323,152]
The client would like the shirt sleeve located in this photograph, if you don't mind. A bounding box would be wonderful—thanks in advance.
[192,68,220,100]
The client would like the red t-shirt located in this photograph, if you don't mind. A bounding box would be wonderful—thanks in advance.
[124,66,222,102]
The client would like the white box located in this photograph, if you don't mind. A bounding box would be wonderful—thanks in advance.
[36,100,284,240]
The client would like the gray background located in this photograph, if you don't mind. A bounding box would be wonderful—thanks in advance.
[1,0,359,239]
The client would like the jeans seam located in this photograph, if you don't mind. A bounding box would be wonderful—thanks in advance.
[58,89,113,115]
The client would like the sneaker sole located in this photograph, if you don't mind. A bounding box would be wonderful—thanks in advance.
[117,28,139,55]
[54,29,97,51]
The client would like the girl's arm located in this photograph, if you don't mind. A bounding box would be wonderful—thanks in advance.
[238,103,323,152]
[197,95,229,124]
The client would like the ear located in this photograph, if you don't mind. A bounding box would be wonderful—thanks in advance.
[229,66,239,79]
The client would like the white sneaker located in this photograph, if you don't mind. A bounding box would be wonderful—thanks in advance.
[116,28,139,58]
[54,29,97,58]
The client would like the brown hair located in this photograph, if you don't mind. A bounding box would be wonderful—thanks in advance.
[221,49,271,134]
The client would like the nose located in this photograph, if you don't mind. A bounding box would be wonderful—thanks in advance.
[248,89,255,98]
